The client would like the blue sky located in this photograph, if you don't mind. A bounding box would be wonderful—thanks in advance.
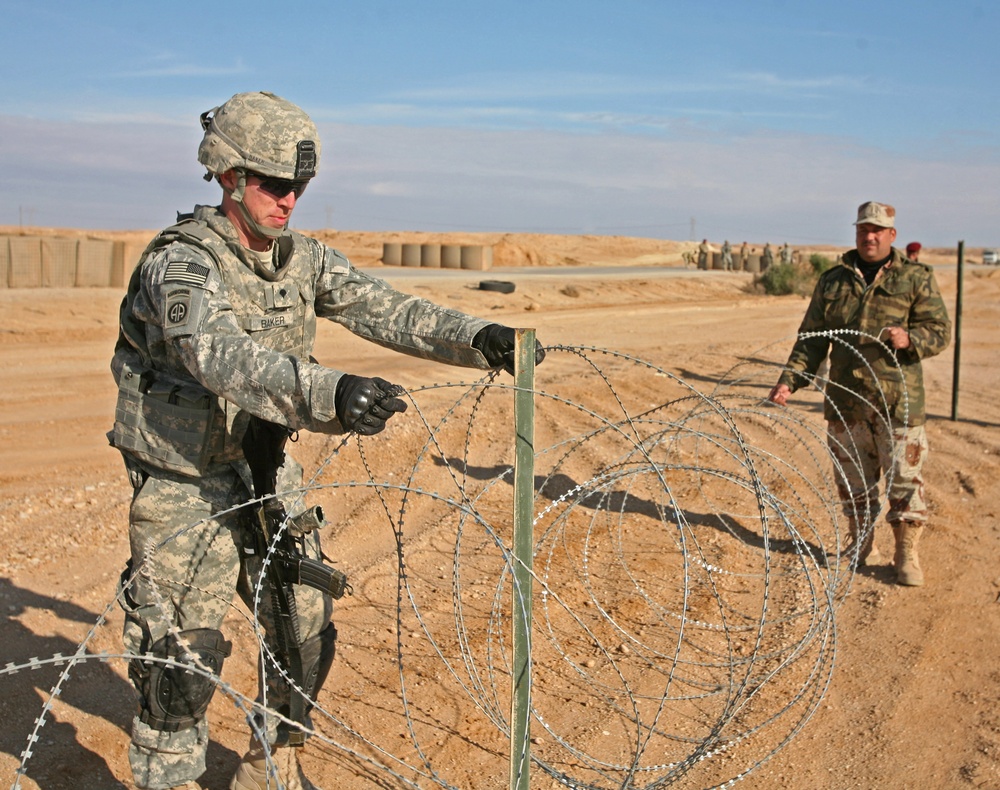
[2,0,998,247]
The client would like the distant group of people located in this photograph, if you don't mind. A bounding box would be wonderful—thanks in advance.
[686,238,926,270]
[686,239,790,270]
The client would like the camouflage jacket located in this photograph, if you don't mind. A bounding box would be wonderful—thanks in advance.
[111,205,492,474]
[776,247,951,426]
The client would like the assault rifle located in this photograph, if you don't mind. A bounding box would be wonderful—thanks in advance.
[241,416,349,744]
[242,417,350,600]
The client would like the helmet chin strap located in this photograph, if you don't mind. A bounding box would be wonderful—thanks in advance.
[229,170,286,241]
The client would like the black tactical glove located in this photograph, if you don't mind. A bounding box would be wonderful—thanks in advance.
[334,375,407,435]
[471,324,546,375]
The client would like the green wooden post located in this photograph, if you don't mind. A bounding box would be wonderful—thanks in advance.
[510,328,536,790]
[951,242,963,421]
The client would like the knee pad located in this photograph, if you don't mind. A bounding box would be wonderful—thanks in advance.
[130,628,232,732]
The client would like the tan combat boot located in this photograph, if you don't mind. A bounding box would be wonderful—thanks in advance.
[230,739,319,790]
[849,519,882,566]
[892,521,924,586]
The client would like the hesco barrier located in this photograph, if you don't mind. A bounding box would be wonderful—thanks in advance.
[3,235,498,287]
[1,235,148,289]
[420,243,441,268]
[379,241,493,271]
[460,245,493,270]
[441,244,461,269]
[381,242,402,266]
[401,243,422,267]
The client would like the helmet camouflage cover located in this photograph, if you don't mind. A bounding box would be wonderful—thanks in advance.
[197,91,320,180]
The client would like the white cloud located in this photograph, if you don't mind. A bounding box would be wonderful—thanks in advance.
[732,72,878,94]
[366,181,415,197]
[111,57,250,79]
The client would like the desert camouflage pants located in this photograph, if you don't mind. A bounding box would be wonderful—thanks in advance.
[827,416,929,529]
[119,457,332,790]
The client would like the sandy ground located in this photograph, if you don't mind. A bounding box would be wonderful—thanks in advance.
[1,230,998,790]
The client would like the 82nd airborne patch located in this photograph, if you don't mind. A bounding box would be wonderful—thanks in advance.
[165,289,191,330]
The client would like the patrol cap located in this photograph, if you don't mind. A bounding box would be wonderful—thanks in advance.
[854,201,895,228]
[905,241,922,255]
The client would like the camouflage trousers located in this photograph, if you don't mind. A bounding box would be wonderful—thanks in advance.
[118,456,333,790]
[826,417,929,528]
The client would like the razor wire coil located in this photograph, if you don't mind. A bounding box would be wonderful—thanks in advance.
[5,333,912,789]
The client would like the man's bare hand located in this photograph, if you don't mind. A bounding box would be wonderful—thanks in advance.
[768,383,791,406]
[881,326,911,350]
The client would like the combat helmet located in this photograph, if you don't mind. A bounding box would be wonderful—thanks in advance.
[199,91,320,180]
[198,91,320,239]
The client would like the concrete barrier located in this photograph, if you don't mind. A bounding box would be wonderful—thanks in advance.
[0,237,9,289]
[382,242,402,266]
[420,243,441,268]
[120,241,148,286]
[2,234,145,288]
[401,243,421,267]
[41,237,78,287]
[8,237,43,288]
[76,238,116,287]
[1,234,500,286]
[746,253,762,274]
[441,244,461,269]
[460,245,493,271]
[113,241,132,287]
[712,251,726,270]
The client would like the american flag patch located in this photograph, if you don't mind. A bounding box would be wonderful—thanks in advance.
[164,260,210,286]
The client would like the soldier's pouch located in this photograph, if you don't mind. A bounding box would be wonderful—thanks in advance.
[111,362,217,477]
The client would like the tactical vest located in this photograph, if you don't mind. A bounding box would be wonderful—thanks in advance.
[112,214,322,475]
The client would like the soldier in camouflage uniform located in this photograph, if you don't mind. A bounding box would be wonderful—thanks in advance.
[780,242,793,265]
[110,91,545,790]
[697,239,710,269]
[762,242,774,269]
[721,240,733,271]
[768,201,951,587]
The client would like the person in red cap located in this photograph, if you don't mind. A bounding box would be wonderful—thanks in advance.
[905,241,922,261]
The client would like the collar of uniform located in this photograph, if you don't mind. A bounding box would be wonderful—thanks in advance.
[191,204,295,279]
[844,247,905,270]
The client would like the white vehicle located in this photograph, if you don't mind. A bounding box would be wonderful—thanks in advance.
[983,249,999,265]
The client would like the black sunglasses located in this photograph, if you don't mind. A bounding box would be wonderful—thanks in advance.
[248,172,310,199]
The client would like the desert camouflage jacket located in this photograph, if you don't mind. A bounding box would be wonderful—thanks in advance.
[111,205,492,474]
[777,247,951,426]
